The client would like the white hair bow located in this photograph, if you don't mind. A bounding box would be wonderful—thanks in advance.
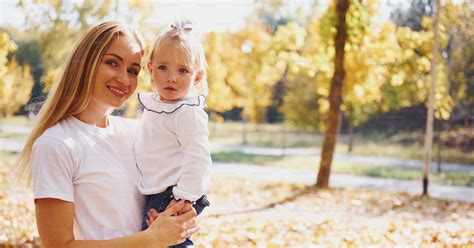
[171,20,192,31]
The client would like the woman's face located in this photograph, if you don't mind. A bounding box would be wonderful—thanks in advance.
[90,35,142,111]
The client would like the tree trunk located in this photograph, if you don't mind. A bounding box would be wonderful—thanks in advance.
[437,123,442,173]
[422,0,440,196]
[348,108,354,153]
[316,0,349,188]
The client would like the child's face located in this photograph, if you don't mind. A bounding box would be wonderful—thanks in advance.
[148,47,202,101]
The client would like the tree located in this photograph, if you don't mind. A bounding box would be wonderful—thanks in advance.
[442,1,474,106]
[280,0,395,149]
[17,0,153,118]
[0,32,34,117]
[18,0,153,89]
[204,23,295,123]
[391,0,435,31]
[316,0,349,188]
[422,0,440,197]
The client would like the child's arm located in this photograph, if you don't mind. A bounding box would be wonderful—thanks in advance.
[172,106,212,202]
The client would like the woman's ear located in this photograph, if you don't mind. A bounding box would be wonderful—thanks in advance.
[194,70,204,86]
[147,62,153,74]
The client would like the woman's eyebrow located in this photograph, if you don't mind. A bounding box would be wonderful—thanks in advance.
[105,53,123,61]
[105,53,140,68]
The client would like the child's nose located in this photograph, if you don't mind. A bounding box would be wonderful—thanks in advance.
[167,73,177,83]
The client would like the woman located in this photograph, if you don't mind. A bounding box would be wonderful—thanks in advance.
[15,21,198,247]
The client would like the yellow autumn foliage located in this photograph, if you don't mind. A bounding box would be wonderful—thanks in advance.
[0,32,34,117]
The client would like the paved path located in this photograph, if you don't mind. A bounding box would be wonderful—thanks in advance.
[0,125,31,134]
[0,139,24,152]
[214,162,474,202]
[4,139,472,172]
[2,124,473,171]
[210,143,474,172]
[1,124,472,202]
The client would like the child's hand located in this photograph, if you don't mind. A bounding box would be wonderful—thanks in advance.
[167,199,194,215]
[177,201,193,215]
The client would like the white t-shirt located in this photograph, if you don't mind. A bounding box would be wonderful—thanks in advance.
[31,115,145,240]
[135,93,212,202]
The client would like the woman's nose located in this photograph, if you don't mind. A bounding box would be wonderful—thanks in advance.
[117,70,131,86]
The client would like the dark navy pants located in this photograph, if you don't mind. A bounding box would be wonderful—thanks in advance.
[141,186,210,248]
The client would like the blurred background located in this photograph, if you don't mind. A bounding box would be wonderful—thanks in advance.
[0,0,473,247]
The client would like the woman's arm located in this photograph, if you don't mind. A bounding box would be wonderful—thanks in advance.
[36,198,197,248]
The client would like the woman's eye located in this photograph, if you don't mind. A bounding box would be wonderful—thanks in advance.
[106,60,118,67]
[158,65,167,71]
[128,69,140,76]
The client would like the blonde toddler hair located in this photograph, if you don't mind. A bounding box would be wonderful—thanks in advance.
[149,19,208,96]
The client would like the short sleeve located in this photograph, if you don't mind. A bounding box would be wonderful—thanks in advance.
[113,116,140,141]
[31,136,75,202]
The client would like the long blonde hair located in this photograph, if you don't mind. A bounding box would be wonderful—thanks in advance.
[15,21,145,181]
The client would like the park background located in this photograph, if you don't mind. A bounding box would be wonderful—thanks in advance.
[0,0,473,247]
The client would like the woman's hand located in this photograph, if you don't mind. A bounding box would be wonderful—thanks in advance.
[146,199,195,225]
[145,200,198,247]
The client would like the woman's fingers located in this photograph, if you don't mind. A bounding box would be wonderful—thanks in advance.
[165,199,178,211]
[186,226,200,236]
[184,216,198,229]
[146,208,160,227]
[149,208,159,219]
[182,202,193,212]
[146,213,151,227]
[176,206,197,222]
[161,200,185,217]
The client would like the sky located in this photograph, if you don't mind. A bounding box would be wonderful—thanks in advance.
[0,0,407,33]
[1,0,256,32]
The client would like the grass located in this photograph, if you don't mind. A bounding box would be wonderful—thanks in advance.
[211,151,474,187]
[209,122,474,165]
[1,116,472,164]
[0,151,19,159]
[3,148,469,187]
[0,132,29,139]
[349,141,474,165]
[0,115,33,126]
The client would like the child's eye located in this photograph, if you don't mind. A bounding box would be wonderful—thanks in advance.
[179,68,189,74]
[157,65,167,71]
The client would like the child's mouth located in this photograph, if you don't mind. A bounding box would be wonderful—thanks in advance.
[164,87,177,91]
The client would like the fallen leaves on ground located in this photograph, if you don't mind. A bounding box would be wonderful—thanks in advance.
[195,176,474,247]
[0,159,473,247]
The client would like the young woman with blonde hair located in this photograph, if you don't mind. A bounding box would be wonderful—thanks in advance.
[15,21,198,247]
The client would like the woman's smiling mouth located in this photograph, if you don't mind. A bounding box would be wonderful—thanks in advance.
[107,86,127,97]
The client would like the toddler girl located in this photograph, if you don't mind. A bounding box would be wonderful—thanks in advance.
[135,19,212,247]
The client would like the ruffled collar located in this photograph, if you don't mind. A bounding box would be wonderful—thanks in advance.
[138,92,206,114]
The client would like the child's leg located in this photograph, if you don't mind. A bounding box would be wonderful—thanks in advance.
[141,187,174,230]
[192,194,210,215]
